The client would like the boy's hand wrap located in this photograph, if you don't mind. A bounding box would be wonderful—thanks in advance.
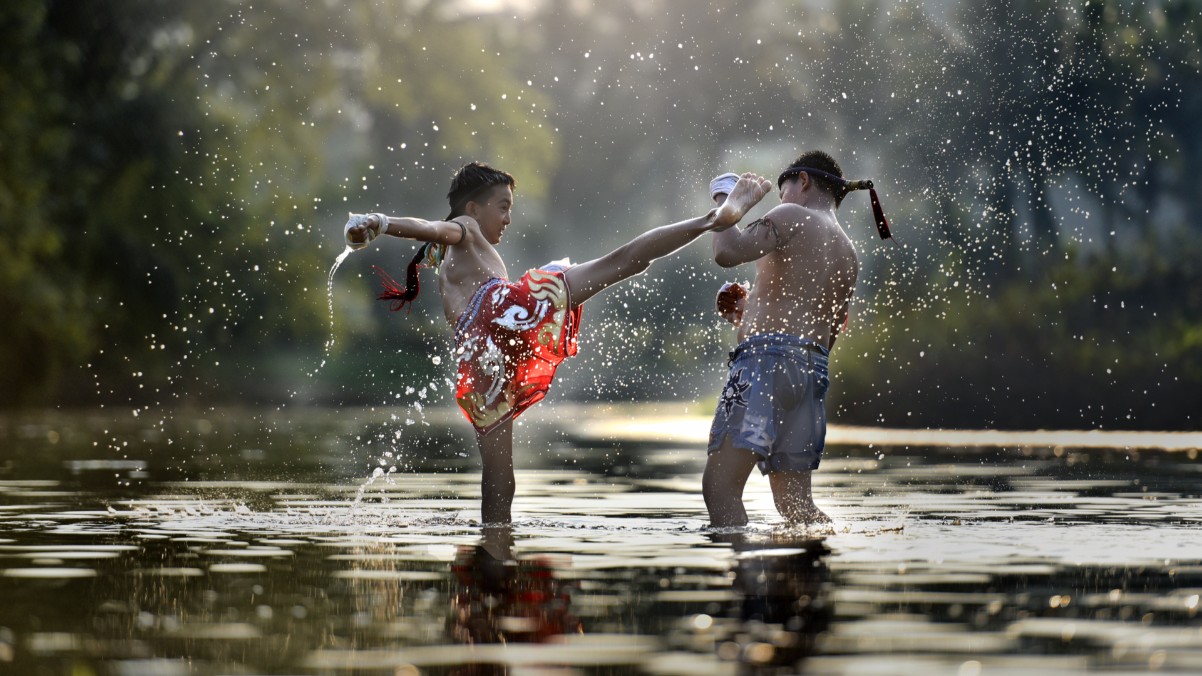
[716,281,748,326]
[344,213,376,250]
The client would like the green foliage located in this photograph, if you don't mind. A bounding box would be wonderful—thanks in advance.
[834,241,1202,430]
[0,1,208,404]
[0,0,558,407]
[1,0,1199,429]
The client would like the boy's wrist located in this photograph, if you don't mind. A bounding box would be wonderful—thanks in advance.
[371,213,389,237]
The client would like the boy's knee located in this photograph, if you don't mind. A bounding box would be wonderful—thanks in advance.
[701,466,727,499]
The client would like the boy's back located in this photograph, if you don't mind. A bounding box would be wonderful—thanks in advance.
[705,151,870,527]
[738,203,858,349]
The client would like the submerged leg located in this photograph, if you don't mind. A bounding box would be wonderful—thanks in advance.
[702,440,760,527]
[480,524,514,561]
[768,470,831,525]
[476,419,515,525]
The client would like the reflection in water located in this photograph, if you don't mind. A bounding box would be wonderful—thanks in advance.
[734,538,831,671]
[447,527,583,674]
[3,410,1202,673]
[714,532,832,674]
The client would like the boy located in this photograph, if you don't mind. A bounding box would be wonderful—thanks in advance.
[704,151,869,527]
[346,161,772,524]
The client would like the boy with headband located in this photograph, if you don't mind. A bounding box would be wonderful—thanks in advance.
[345,161,773,524]
[704,150,892,527]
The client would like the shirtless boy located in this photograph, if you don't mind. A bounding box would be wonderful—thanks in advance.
[703,150,866,527]
[346,161,773,524]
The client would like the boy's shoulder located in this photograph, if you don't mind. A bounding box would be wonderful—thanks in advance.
[764,202,826,224]
[761,203,836,239]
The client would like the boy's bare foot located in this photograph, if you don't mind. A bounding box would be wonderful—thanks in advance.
[713,172,772,230]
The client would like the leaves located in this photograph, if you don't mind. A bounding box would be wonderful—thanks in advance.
[2,0,1199,427]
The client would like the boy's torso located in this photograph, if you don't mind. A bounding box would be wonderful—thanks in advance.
[739,212,858,349]
[438,229,508,324]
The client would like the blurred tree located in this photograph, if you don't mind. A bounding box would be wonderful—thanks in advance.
[821,0,1202,429]
[1,0,1199,427]
[0,0,561,407]
[522,0,772,251]
[182,0,561,402]
[0,0,216,406]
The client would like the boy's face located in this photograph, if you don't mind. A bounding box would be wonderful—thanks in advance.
[469,185,514,245]
[779,175,804,204]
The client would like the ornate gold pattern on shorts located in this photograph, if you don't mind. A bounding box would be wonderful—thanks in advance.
[525,269,570,356]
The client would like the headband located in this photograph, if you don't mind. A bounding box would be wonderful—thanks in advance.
[777,165,895,243]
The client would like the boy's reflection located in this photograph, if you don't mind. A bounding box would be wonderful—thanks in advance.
[447,526,582,649]
[714,531,832,672]
[444,527,829,674]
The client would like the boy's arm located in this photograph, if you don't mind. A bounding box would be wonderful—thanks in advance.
[712,203,810,268]
[345,213,470,248]
[378,214,471,245]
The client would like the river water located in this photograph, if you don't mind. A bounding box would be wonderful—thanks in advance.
[2,405,1201,674]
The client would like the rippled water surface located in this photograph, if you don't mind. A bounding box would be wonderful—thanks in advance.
[2,406,1201,675]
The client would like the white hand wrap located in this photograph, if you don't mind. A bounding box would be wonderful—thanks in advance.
[344,213,375,250]
[371,213,389,238]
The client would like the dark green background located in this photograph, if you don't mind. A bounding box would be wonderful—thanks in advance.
[2,0,1199,430]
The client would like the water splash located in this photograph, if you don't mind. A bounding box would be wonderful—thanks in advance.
[318,245,356,373]
[353,463,396,506]
[350,397,438,506]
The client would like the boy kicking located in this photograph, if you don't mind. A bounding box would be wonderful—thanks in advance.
[346,161,772,524]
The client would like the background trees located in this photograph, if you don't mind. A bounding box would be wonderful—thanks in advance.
[2,0,1198,429]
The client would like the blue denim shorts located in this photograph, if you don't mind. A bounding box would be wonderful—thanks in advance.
[707,333,831,474]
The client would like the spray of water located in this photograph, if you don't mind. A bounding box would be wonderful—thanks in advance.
[317,244,357,374]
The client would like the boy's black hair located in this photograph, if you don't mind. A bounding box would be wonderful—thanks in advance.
[777,151,895,242]
[780,150,846,208]
[446,161,516,218]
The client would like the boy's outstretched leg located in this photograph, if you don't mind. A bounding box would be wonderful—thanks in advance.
[565,173,772,306]
[476,419,515,525]
[769,471,831,525]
